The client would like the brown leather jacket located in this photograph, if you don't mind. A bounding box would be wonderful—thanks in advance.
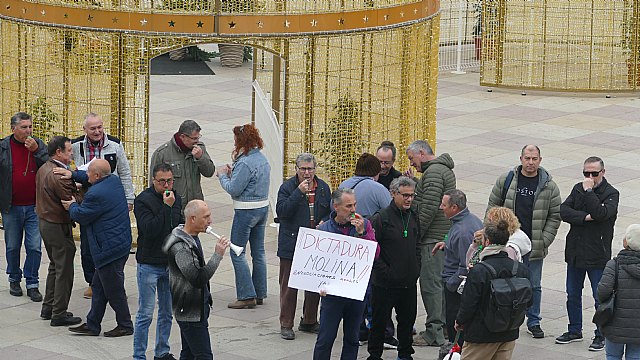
[35,160,78,224]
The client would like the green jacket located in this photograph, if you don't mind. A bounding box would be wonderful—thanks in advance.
[149,137,215,210]
[413,153,456,245]
[487,165,561,260]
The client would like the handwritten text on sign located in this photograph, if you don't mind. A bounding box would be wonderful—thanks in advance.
[288,227,376,301]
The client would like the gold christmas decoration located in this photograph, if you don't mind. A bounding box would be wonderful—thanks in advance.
[479,0,640,91]
[0,0,440,191]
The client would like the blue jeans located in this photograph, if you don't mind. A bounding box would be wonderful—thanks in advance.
[314,295,366,360]
[134,264,173,360]
[566,264,603,335]
[177,305,212,360]
[230,207,268,300]
[2,205,41,288]
[523,258,543,328]
[606,339,640,360]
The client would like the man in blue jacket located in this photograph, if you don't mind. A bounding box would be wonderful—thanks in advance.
[433,189,483,347]
[62,159,133,337]
[276,152,331,340]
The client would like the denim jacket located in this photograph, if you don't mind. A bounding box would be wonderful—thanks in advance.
[219,148,270,203]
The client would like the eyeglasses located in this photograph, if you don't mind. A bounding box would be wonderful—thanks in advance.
[399,193,415,199]
[379,161,393,166]
[297,167,316,172]
[154,178,174,185]
[583,170,603,177]
[181,133,201,141]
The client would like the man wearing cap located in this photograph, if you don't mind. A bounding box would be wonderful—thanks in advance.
[556,156,619,352]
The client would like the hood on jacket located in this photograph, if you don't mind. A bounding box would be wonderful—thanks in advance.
[162,225,196,254]
[421,153,455,173]
[618,249,640,280]
[508,229,532,255]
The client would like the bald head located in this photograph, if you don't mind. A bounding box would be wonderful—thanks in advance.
[87,159,111,184]
[183,200,211,235]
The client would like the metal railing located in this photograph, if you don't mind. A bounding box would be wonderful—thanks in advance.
[439,0,480,73]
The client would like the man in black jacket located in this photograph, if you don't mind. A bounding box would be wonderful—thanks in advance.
[133,163,184,360]
[455,221,530,359]
[556,156,619,351]
[376,141,402,190]
[367,176,421,360]
[162,200,229,359]
[276,153,331,340]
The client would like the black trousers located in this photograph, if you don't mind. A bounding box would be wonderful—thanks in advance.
[444,286,463,346]
[367,285,417,360]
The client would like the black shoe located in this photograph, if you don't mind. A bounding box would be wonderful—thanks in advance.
[555,331,583,344]
[69,323,100,336]
[589,335,605,351]
[41,308,73,320]
[383,336,399,350]
[256,298,264,305]
[154,353,177,360]
[27,288,43,302]
[9,282,22,297]
[103,325,133,337]
[527,325,545,339]
[298,318,320,334]
[51,314,82,327]
[280,327,295,340]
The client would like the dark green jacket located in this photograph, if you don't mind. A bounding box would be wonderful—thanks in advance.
[487,165,561,260]
[413,153,456,244]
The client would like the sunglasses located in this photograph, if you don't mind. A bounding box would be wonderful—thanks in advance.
[583,170,603,177]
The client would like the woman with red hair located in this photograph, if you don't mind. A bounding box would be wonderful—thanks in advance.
[217,124,271,309]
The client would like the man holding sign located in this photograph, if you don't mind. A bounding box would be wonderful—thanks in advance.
[312,188,378,360]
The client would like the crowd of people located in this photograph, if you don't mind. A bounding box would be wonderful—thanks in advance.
[0,110,637,360]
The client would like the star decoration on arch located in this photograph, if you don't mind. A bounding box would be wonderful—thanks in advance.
[229,21,236,29]
[284,20,290,28]
[310,19,317,27]
[363,16,369,23]
[40,10,45,16]
[338,18,344,25]
[140,18,148,26]
[196,21,204,28]
[88,14,94,21]
[257,21,263,28]
[168,20,175,27]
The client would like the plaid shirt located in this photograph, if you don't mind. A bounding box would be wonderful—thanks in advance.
[86,137,104,161]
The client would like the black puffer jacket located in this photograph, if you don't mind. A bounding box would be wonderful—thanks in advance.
[597,249,640,344]
[561,178,619,268]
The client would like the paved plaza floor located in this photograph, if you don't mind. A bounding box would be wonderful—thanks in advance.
[2,56,639,359]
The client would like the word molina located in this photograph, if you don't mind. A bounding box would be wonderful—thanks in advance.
[297,232,372,280]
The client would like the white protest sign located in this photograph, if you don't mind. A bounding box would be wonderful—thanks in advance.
[288,227,376,301]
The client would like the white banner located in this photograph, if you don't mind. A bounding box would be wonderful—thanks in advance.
[288,227,376,301]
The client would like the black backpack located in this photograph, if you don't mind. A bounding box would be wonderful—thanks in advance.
[477,260,532,332]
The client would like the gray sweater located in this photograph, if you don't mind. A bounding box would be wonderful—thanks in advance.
[597,249,640,344]
[163,225,223,322]
[442,207,483,292]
